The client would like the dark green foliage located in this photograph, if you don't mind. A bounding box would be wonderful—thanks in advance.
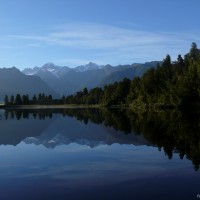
[22,94,29,105]
[15,94,22,104]
[125,42,200,109]
[63,78,131,106]
[86,87,103,104]
[5,93,55,105]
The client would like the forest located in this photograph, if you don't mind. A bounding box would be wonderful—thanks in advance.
[4,43,200,111]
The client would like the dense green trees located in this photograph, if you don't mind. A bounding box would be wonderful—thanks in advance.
[62,78,131,106]
[15,94,22,104]
[4,93,55,105]
[129,43,200,109]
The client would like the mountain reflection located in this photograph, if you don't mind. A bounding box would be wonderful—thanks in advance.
[1,108,200,170]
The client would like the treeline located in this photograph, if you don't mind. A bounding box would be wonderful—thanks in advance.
[62,43,200,109]
[4,93,63,105]
[63,79,130,106]
[5,43,200,109]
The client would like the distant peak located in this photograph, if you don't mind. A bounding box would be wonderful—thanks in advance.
[87,62,97,65]
[11,66,18,70]
[42,62,56,69]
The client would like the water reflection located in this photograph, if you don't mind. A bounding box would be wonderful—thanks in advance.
[1,108,200,171]
[0,108,200,200]
[0,108,150,147]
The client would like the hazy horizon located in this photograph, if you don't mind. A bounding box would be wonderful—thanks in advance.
[0,60,162,71]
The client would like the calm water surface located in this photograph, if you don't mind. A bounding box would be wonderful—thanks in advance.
[0,108,199,200]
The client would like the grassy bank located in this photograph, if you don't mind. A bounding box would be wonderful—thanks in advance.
[0,104,103,109]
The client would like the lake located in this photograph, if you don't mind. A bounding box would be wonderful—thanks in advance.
[0,108,199,200]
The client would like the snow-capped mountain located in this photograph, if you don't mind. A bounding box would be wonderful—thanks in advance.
[23,62,71,77]
[23,135,106,148]
[23,62,102,77]
[22,61,161,96]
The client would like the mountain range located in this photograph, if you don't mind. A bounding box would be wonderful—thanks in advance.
[0,61,160,101]
[22,61,160,96]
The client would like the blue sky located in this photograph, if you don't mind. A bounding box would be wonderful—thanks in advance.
[0,0,200,69]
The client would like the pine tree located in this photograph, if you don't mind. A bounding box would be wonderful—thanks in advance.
[15,94,22,104]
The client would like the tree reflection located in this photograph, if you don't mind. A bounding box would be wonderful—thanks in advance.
[3,108,200,170]
[131,110,200,171]
[4,109,58,120]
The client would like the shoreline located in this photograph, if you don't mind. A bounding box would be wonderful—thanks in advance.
[0,103,178,111]
[0,104,104,109]
[0,103,184,113]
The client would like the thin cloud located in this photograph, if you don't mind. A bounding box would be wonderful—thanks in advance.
[1,22,200,65]
[3,23,196,49]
